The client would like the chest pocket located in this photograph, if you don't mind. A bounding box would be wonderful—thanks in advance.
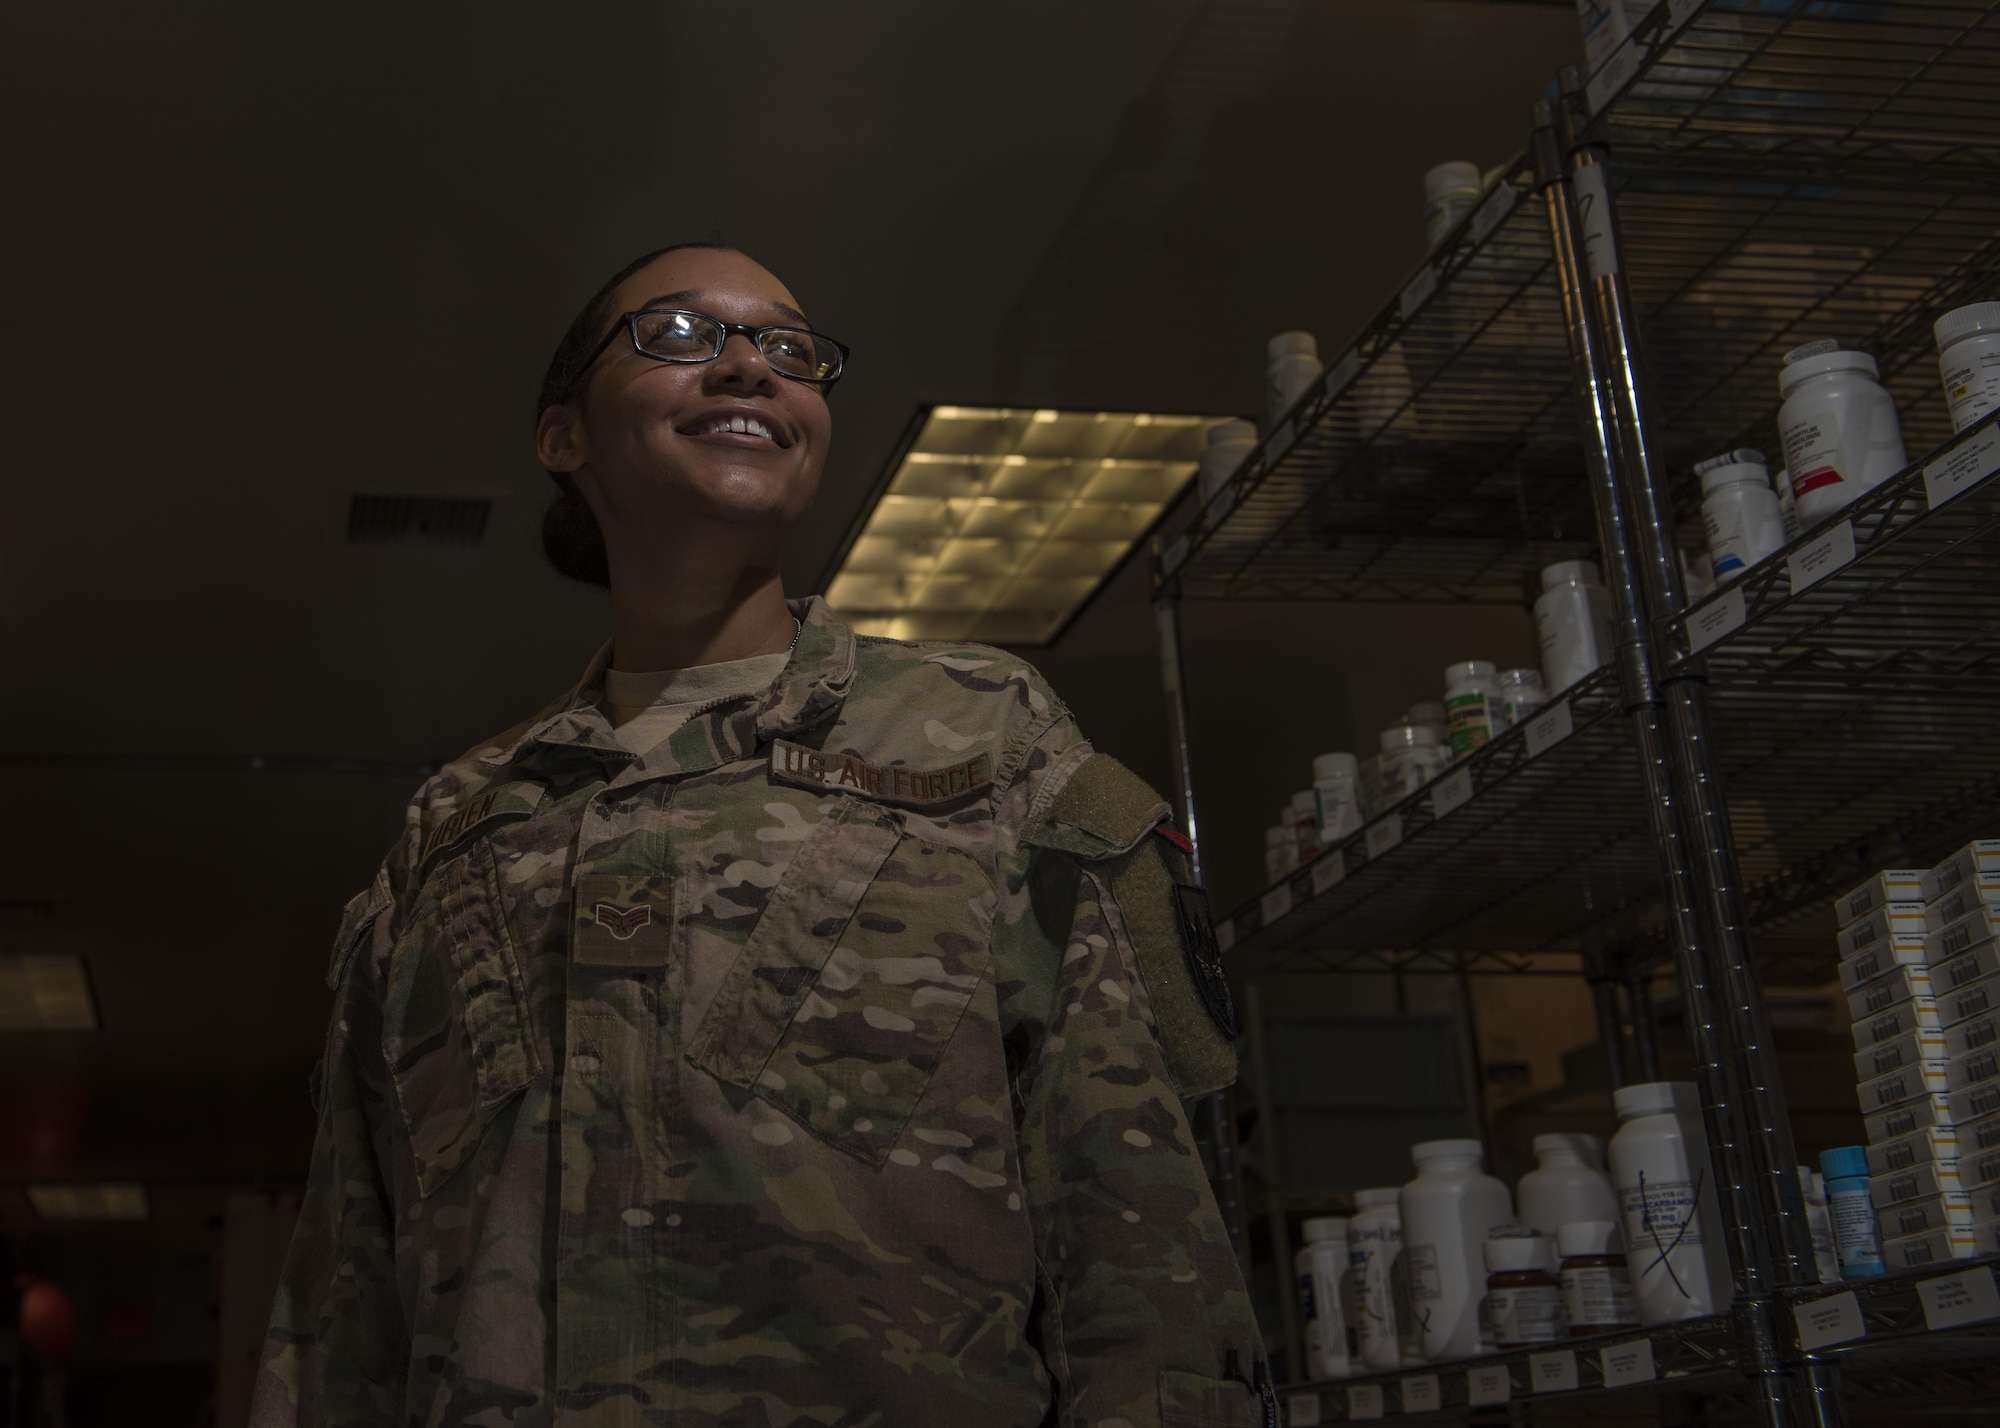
[689,795,996,1166]
[382,836,542,1197]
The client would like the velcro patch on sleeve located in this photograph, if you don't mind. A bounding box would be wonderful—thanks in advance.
[1024,753,1171,860]
[1108,839,1238,1098]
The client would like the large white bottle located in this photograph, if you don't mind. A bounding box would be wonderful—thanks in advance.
[1607,1082,1736,1324]
[1294,1217,1352,1380]
[1399,1138,1515,1362]
[1350,1187,1414,1370]
[1516,1133,1620,1238]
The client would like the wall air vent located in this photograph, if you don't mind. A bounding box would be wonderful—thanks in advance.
[347,493,492,548]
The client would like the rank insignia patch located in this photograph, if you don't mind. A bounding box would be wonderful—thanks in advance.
[594,903,652,940]
[1171,881,1236,1039]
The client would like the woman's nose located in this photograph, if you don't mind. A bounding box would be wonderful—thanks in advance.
[707,333,777,391]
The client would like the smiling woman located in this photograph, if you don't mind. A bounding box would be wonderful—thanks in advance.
[251,244,1271,1428]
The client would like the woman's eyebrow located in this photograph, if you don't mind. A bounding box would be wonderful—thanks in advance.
[638,290,813,328]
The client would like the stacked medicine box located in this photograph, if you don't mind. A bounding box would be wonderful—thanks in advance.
[1839,839,2000,1271]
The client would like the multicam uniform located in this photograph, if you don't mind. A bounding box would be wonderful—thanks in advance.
[253,597,1269,1428]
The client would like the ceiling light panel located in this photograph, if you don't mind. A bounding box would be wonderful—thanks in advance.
[28,1183,149,1221]
[824,406,1231,645]
[0,953,99,1031]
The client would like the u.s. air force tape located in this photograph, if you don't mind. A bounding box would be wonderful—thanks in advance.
[769,738,993,809]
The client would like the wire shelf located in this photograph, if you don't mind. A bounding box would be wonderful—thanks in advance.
[1217,423,2000,983]
[1586,0,2000,176]
[1156,0,2000,609]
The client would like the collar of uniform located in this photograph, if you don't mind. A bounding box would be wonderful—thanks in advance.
[476,595,855,774]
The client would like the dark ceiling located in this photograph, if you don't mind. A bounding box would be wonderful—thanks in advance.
[0,0,1581,1295]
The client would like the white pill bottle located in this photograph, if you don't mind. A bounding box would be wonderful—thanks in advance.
[1607,1081,1736,1324]
[1533,559,1618,693]
[1935,301,2000,434]
[1777,342,1907,526]
[1515,1132,1620,1238]
[1295,1216,1352,1380]
[1399,1138,1515,1361]
[1698,450,1787,581]
[1267,332,1321,426]
[1350,1187,1416,1370]
[1196,419,1258,504]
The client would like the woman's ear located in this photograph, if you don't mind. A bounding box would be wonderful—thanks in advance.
[536,402,588,474]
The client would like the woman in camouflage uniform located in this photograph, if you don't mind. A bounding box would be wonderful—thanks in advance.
[254,243,1270,1428]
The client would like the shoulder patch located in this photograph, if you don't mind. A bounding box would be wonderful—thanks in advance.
[1024,753,1171,860]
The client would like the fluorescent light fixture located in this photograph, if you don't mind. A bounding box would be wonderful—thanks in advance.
[28,1183,149,1221]
[0,953,98,1031]
[820,404,1231,645]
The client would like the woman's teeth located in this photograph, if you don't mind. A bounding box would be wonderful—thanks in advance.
[699,415,776,441]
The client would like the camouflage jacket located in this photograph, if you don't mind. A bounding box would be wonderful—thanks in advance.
[253,597,1269,1428]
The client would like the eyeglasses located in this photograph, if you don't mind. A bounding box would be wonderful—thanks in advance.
[577,307,848,390]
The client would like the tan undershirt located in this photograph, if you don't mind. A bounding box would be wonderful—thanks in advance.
[600,651,791,753]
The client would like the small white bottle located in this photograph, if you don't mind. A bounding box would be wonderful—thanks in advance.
[1607,1082,1736,1325]
[1313,753,1362,846]
[1265,826,1295,883]
[1697,449,1787,581]
[1935,301,2000,434]
[1268,332,1322,426]
[1534,560,1618,694]
[1406,702,1450,751]
[1296,1216,1352,1380]
[1197,419,1259,504]
[1778,341,1908,525]
[1442,660,1505,760]
[1515,1133,1619,1238]
[1801,1165,1840,1283]
[1350,1187,1413,1370]
[1289,790,1322,866]
[1774,466,1801,542]
[1400,1138,1515,1362]
[1423,161,1483,250]
[1378,724,1448,807]
[1496,668,1548,729]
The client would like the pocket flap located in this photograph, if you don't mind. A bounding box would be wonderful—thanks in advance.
[326,867,393,991]
[689,797,902,1087]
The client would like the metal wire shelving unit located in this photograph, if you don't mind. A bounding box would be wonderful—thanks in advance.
[1148,1,2000,1422]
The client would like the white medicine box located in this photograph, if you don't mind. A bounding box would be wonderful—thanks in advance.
[1851,997,1941,1049]
[1837,868,1926,928]
[1839,934,1929,991]
[1838,903,1928,959]
[1923,839,2000,904]
[1926,906,2000,964]
[1866,1093,1954,1144]
[1881,1225,1979,1271]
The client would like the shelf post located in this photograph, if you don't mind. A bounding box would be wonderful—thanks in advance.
[1534,92,1810,1428]
[1584,949,1627,1091]
[1152,584,1250,1271]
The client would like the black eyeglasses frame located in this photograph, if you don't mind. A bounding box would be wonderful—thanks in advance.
[571,307,849,395]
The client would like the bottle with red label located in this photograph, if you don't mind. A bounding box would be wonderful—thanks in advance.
[1777,340,1907,528]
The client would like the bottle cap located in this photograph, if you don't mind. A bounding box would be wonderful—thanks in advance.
[1444,659,1497,683]
[1780,347,1879,394]
[1268,331,1318,361]
[1498,667,1547,694]
[1380,724,1439,751]
[1540,558,1602,590]
[1694,448,1766,476]
[1206,418,1258,448]
[1354,1187,1402,1210]
[1411,1137,1485,1169]
[1935,301,2000,350]
[1556,1219,1625,1258]
[1302,1216,1350,1243]
[1612,1080,1699,1120]
[1483,1230,1555,1274]
[1313,752,1359,782]
[1700,459,1773,496]
[1784,338,1843,364]
[1424,160,1483,198]
[1532,1132,1605,1166]
[1291,789,1318,816]
[1820,1145,1870,1181]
